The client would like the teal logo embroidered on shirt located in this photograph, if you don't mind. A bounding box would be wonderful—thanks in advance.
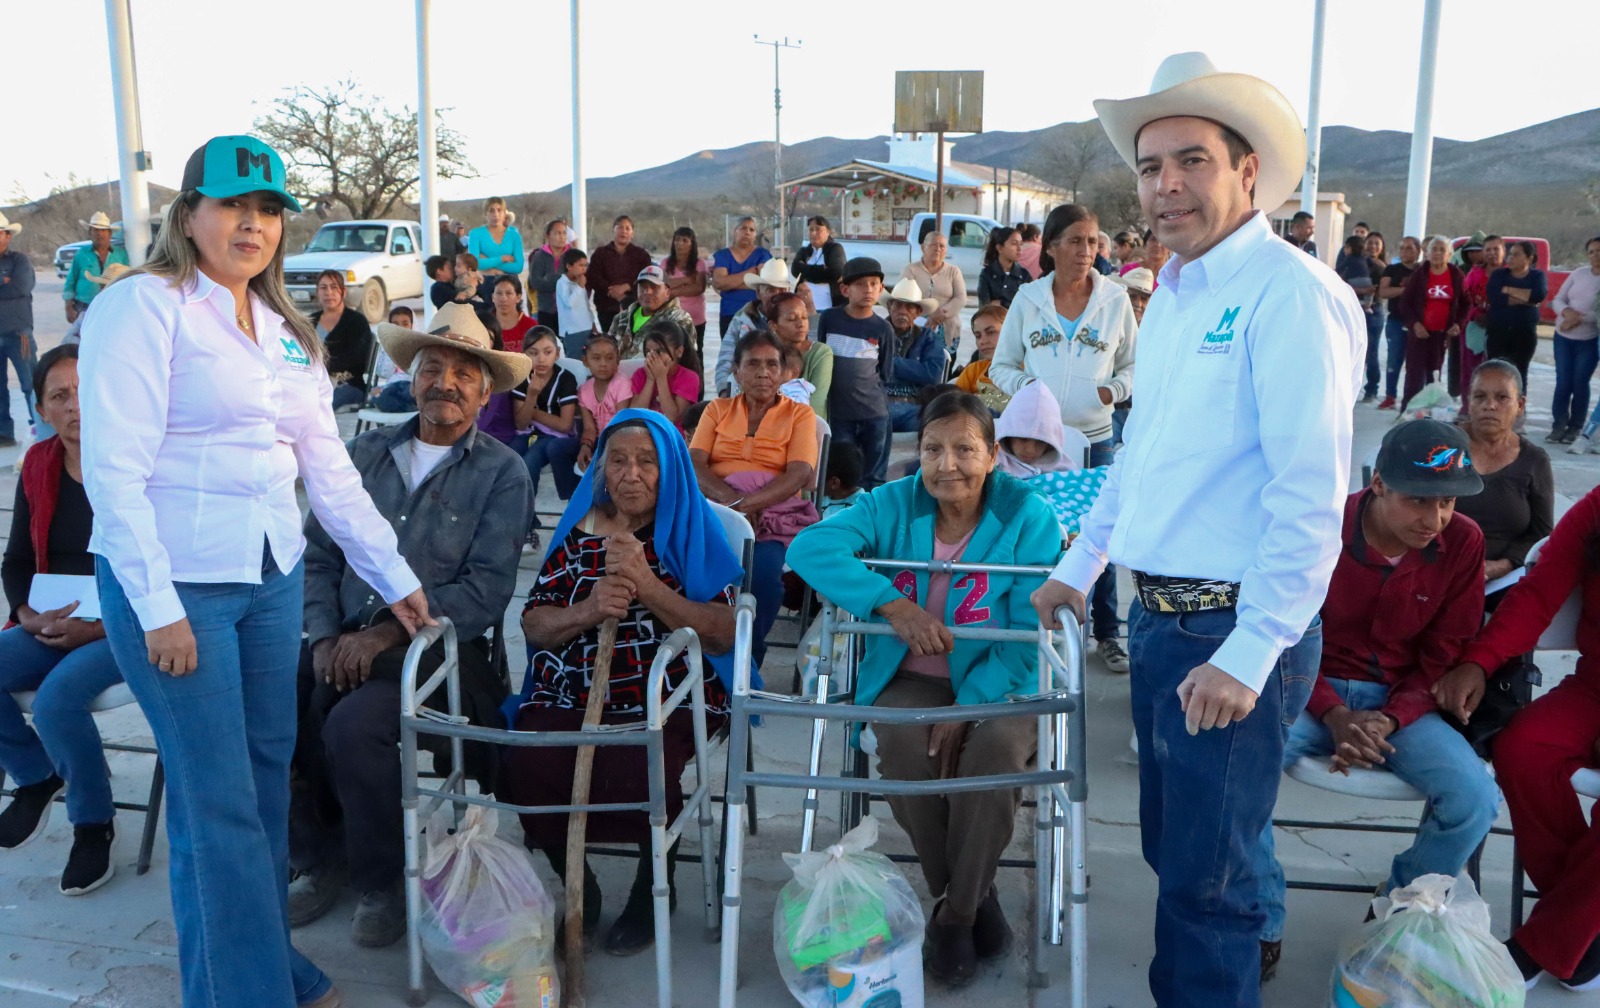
[279,336,312,369]
[1199,306,1241,354]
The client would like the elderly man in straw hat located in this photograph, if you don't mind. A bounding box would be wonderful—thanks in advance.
[716,257,796,395]
[880,276,945,432]
[0,212,34,448]
[63,211,130,325]
[287,302,533,947]
[1031,52,1365,1006]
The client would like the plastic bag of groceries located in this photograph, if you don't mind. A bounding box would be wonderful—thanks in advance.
[420,806,560,1008]
[1329,873,1523,1008]
[796,613,853,699]
[1397,382,1458,424]
[774,817,926,1008]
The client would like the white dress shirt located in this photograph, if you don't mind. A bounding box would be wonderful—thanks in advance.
[1050,211,1365,693]
[80,271,421,631]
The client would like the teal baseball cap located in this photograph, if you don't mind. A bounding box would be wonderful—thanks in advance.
[180,135,302,212]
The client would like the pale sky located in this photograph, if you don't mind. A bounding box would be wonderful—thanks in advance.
[9,0,1597,209]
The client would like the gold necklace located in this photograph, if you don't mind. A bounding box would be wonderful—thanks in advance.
[236,313,253,334]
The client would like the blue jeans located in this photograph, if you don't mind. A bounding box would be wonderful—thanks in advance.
[561,331,591,358]
[373,380,415,412]
[1362,310,1385,397]
[1126,601,1320,1008]
[1551,334,1599,431]
[0,629,122,824]
[833,415,891,488]
[0,330,38,440]
[1254,677,1500,942]
[887,399,922,434]
[1382,315,1407,398]
[97,550,332,1008]
[1087,441,1120,642]
[750,539,787,668]
[515,432,582,503]
[1111,405,1130,446]
[330,382,365,410]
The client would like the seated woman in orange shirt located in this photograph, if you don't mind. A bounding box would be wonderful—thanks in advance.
[952,304,1010,415]
[690,331,819,664]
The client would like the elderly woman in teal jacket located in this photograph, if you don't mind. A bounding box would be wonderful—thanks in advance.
[788,390,1062,988]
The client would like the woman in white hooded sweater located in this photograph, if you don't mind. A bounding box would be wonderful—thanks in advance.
[989,204,1137,450]
[989,203,1137,671]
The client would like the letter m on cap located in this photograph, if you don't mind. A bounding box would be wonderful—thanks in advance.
[237,148,273,182]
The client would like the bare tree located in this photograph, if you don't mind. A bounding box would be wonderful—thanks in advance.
[253,80,471,220]
[1027,123,1114,202]
[1082,168,1144,233]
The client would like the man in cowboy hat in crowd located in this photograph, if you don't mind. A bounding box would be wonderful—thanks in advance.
[286,302,533,947]
[63,212,130,325]
[607,263,696,360]
[0,212,34,448]
[60,263,134,347]
[881,277,946,432]
[716,258,796,396]
[1032,52,1365,1007]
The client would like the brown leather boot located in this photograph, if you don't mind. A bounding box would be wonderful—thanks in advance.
[924,899,978,987]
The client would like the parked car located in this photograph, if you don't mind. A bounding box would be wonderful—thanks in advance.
[283,220,425,322]
[1452,236,1569,325]
[834,212,999,298]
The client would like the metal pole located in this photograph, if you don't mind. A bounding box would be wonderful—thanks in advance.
[755,37,801,257]
[415,0,439,323]
[1404,0,1443,239]
[571,0,587,250]
[1301,0,1326,217]
[104,0,150,266]
[934,130,946,238]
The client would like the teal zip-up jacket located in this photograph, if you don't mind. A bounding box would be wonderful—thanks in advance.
[64,245,130,305]
[788,469,1063,710]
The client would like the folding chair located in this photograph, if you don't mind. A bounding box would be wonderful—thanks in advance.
[0,683,164,875]
[354,337,417,435]
[718,563,1090,1007]
[401,501,754,1008]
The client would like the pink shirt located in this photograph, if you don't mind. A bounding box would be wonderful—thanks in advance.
[663,256,711,326]
[630,364,701,431]
[579,375,631,435]
[898,527,977,679]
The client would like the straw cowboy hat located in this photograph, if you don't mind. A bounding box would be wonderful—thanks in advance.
[88,262,132,286]
[81,211,114,231]
[1093,51,1307,214]
[1110,267,1155,296]
[374,302,531,394]
[880,277,939,314]
[743,258,795,291]
[0,211,21,236]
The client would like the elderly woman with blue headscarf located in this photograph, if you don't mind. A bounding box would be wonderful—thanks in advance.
[500,408,743,958]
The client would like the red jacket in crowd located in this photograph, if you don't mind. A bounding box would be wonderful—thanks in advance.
[1307,490,1486,729]
[1463,484,1600,681]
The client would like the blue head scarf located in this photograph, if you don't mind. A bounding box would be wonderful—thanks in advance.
[540,409,752,696]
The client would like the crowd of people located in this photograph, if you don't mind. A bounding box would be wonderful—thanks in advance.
[0,49,1597,1008]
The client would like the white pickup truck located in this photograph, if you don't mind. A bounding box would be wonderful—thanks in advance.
[283,220,425,322]
[833,212,999,296]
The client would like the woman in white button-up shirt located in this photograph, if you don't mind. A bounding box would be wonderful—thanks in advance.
[80,135,432,1008]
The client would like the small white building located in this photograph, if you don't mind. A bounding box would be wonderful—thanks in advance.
[782,135,1062,241]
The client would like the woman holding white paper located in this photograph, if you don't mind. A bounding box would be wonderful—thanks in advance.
[0,344,124,897]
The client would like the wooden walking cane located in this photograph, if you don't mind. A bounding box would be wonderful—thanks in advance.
[563,616,618,1008]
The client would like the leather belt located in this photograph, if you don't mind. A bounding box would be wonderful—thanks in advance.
[1132,571,1240,613]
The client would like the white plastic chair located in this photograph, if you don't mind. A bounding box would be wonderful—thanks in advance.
[0,683,164,875]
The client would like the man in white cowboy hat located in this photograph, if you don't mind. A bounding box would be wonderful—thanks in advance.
[715,257,795,396]
[288,301,533,947]
[1109,266,1155,324]
[606,263,696,360]
[0,211,35,447]
[63,211,130,325]
[1031,52,1365,1007]
[880,277,946,432]
[59,263,135,347]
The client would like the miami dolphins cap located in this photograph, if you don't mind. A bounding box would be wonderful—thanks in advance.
[180,135,303,213]
[1375,419,1483,498]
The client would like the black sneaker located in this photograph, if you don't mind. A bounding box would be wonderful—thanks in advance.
[351,883,407,947]
[1560,935,1600,992]
[1506,936,1543,990]
[60,822,115,895]
[0,774,65,849]
[0,436,16,448]
[288,861,348,927]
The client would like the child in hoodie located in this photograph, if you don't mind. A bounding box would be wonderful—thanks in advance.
[995,381,1088,477]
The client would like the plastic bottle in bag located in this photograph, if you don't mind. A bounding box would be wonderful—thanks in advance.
[773,818,925,1008]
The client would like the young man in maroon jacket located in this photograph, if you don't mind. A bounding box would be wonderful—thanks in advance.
[1253,418,1499,980]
